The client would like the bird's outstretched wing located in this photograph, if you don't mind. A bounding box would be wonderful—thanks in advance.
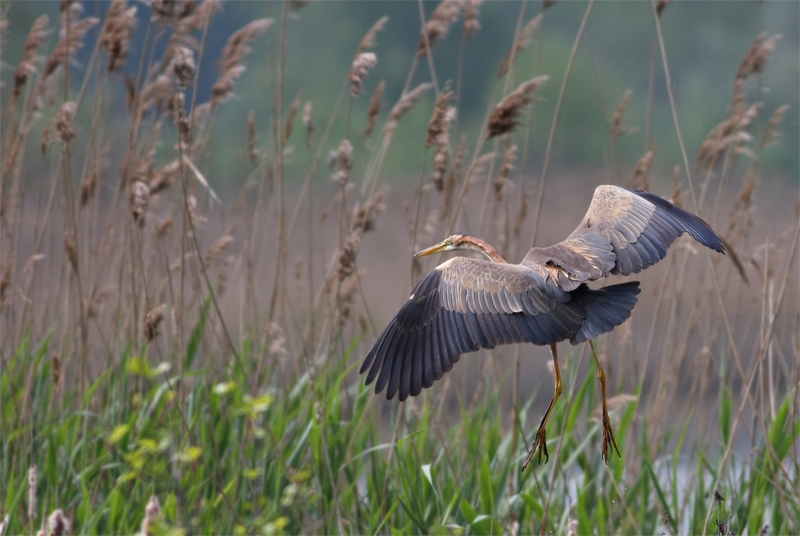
[522,185,725,290]
[359,257,639,401]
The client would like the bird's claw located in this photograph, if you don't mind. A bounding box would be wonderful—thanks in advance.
[601,414,621,465]
[522,427,549,472]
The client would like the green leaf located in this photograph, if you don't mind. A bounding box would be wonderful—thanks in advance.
[720,385,732,447]
[479,456,494,515]
[185,297,211,370]
[460,498,477,524]
[107,424,131,445]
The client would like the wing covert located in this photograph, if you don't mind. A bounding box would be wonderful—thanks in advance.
[521,185,725,288]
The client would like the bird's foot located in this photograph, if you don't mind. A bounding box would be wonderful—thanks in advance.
[522,427,548,472]
[601,414,621,465]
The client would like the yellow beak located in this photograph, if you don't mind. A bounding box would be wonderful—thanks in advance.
[414,240,448,258]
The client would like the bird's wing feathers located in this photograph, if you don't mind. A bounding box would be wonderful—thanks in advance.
[360,258,587,401]
[522,185,724,288]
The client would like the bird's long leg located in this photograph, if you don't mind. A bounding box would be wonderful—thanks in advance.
[522,344,562,472]
[589,340,621,464]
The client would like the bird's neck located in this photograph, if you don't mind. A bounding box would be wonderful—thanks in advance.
[468,238,507,263]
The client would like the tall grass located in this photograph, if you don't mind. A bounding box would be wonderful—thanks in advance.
[1,1,798,535]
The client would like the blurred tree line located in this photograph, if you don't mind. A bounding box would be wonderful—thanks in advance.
[3,0,798,192]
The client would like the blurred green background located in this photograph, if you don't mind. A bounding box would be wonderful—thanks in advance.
[4,0,798,193]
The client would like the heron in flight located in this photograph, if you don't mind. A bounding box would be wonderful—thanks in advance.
[360,185,724,471]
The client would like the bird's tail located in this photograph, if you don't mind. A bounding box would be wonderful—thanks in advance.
[570,281,641,344]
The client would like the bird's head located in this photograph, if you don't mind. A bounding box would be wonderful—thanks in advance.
[414,233,505,262]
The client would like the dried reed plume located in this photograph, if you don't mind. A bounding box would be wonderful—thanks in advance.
[40,125,51,154]
[63,230,78,272]
[161,0,220,65]
[143,305,166,342]
[100,0,137,72]
[204,235,234,267]
[212,18,272,107]
[364,80,384,136]
[80,144,107,207]
[171,45,195,90]
[442,135,466,217]
[131,180,150,227]
[487,76,547,138]
[149,160,178,195]
[513,185,531,238]
[357,15,388,54]
[349,52,377,97]
[498,15,542,79]
[142,495,161,536]
[302,101,314,146]
[494,145,517,202]
[21,253,45,293]
[630,150,653,191]
[567,519,578,536]
[55,102,77,144]
[384,82,432,134]
[736,33,780,81]
[353,188,386,233]
[761,104,790,148]
[426,87,453,148]
[611,89,633,142]
[150,0,181,26]
[725,170,758,246]
[336,190,386,283]
[418,0,464,58]
[247,111,259,166]
[337,232,360,281]
[697,99,761,170]
[28,466,37,521]
[543,0,558,10]
[462,0,483,42]
[14,15,50,99]
[330,139,353,186]
[267,323,288,360]
[427,88,456,190]
[284,93,301,142]
[51,354,61,384]
[39,15,99,99]
[47,509,69,536]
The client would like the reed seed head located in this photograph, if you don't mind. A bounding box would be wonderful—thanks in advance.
[364,80,384,137]
[357,16,388,54]
[302,101,314,147]
[144,305,166,342]
[48,509,69,536]
[212,18,272,107]
[418,0,464,58]
[487,76,547,138]
[171,45,195,89]
[385,82,432,134]
[100,0,137,72]
[55,102,77,144]
[349,52,377,97]
[761,104,790,148]
[462,0,483,42]
[142,495,161,536]
[14,15,50,99]
[28,466,37,521]
[131,181,150,228]
[498,15,542,79]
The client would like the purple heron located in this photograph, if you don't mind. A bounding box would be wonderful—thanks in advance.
[360,185,724,471]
